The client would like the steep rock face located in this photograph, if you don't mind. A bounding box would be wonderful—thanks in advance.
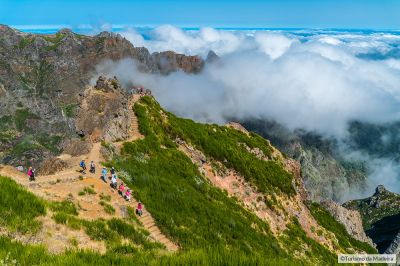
[152,51,204,74]
[0,25,204,168]
[343,185,400,253]
[242,119,368,202]
[75,76,134,142]
[293,144,366,202]
[384,232,400,260]
[321,200,373,246]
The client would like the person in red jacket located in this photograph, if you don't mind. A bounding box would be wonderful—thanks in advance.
[118,183,125,196]
[124,189,131,201]
[136,202,143,216]
[27,167,35,181]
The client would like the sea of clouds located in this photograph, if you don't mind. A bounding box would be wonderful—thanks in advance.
[112,26,400,136]
[93,25,400,199]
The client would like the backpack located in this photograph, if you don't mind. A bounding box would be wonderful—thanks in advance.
[80,161,84,167]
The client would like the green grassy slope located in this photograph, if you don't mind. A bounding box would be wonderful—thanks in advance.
[112,97,375,264]
[0,175,46,233]
[0,96,376,265]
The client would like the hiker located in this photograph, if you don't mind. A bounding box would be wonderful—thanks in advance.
[124,189,131,201]
[89,161,95,174]
[101,167,108,183]
[27,167,35,181]
[118,183,125,196]
[110,167,116,176]
[110,174,117,189]
[79,160,86,174]
[136,202,143,216]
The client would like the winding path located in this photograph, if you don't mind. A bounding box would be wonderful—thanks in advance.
[0,94,178,252]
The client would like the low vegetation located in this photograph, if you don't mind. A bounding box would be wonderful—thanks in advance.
[99,200,115,214]
[42,32,66,51]
[16,37,34,50]
[78,186,97,196]
[49,200,78,216]
[14,108,39,132]
[134,96,294,195]
[0,112,62,167]
[99,193,111,202]
[0,176,46,233]
[62,104,78,118]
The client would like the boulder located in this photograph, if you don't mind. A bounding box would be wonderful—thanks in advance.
[61,138,92,156]
[37,157,68,176]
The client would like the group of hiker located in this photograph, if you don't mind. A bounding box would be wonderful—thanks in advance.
[80,159,143,216]
[24,158,142,216]
[79,159,95,175]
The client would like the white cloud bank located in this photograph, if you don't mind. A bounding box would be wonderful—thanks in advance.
[98,26,400,137]
[94,26,400,197]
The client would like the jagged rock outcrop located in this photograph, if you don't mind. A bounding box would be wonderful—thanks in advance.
[94,75,121,92]
[75,76,134,142]
[152,51,204,74]
[321,200,373,246]
[226,122,249,135]
[344,185,400,253]
[206,50,220,64]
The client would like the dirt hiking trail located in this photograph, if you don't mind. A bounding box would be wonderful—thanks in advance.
[0,94,178,252]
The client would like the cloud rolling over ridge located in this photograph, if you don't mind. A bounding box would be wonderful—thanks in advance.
[93,26,400,198]
[97,26,400,137]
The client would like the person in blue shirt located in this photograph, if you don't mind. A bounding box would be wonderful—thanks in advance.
[79,160,86,174]
[101,167,108,183]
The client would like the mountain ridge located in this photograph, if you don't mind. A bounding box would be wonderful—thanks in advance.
[0,84,377,264]
[0,25,385,264]
[0,24,203,169]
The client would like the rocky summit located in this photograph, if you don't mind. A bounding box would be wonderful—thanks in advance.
[0,25,203,169]
[343,185,400,254]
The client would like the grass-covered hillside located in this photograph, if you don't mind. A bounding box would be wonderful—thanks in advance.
[0,96,377,265]
[113,96,375,263]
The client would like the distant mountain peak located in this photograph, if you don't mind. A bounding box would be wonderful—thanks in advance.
[374,184,388,196]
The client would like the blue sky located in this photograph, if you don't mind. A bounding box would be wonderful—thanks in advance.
[0,0,399,29]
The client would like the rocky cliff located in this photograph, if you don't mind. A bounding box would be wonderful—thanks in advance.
[242,119,368,202]
[344,185,400,253]
[0,25,204,169]
[75,76,134,143]
[321,200,373,246]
